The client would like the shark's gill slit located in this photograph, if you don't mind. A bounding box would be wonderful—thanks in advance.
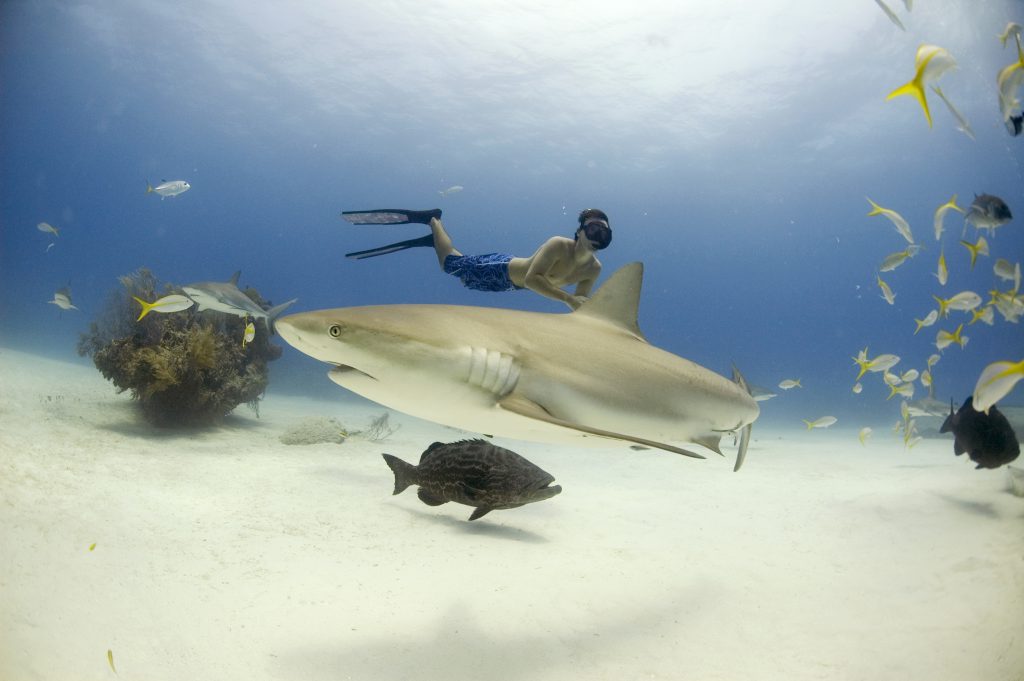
[467,347,520,396]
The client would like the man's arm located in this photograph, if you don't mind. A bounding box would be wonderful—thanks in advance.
[521,238,578,309]
[572,262,602,299]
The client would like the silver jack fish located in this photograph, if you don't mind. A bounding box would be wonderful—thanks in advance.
[382,439,562,521]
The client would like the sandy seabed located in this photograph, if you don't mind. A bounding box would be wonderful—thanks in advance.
[0,346,1022,681]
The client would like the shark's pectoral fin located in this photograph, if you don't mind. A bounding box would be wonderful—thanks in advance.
[733,423,752,472]
[730,363,756,472]
[498,394,706,460]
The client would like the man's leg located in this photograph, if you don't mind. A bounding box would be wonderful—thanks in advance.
[430,217,462,269]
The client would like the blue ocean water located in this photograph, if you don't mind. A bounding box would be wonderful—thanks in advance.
[1,0,1022,429]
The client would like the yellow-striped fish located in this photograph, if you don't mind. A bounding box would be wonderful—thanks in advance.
[877,275,896,305]
[133,294,195,321]
[973,359,1024,414]
[959,237,989,269]
[934,250,948,285]
[867,197,914,244]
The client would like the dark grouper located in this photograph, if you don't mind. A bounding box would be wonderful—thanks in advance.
[382,439,562,521]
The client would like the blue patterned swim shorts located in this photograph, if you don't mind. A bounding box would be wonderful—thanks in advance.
[443,253,523,292]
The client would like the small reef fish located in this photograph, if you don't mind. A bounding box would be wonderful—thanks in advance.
[36,221,59,237]
[997,35,1024,122]
[132,294,194,321]
[107,649,116,674]
[914,309,938,334]
[778,379,802,390]
[927,353,941,368]
[866,197,914,244]
[933,195,964,240]
[382,439,562,521]
[242,320,256,347]
[934,250,948,285]
[935,324,968,350]
[438,185,463,197]
[965,195,1012,235]
[887,44,958,127]
[873,0,905,31]
[959,237,989,269]
[900,369,919,383]
[146,179,190,198]
[803,416,837,430]
[48,287,78,311]
[999,22,1023,47]
[921,370,932,388]
[969,306,995,326]
[994,258,1021,284]
[1009,113,1024,137]
[887,381,914,400]
[876,274,896,305]
[858,427,872,445]
[853,348,900,381]
[941,397,1020,469]
[930,86,974,139]
[879,245,920,272]
[852,382,863,394]
[933,291,981,317]
[972,359,1024,414]
[991,289,1024,323]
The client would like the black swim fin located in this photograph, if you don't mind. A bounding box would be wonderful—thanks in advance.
[345,233,435,260]
[341,208,442,225]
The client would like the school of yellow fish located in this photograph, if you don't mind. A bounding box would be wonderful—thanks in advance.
[792,18,1024,438]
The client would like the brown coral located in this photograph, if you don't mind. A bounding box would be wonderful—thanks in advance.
[77,268,283,426]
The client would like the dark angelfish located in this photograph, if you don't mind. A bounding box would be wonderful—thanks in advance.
[939,397,1020,469]
[382,439,562,521]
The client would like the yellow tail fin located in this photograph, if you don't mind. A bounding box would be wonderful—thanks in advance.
[133,296,154,321]
[888,79,932,127]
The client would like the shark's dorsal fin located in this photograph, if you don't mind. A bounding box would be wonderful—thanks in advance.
[574,261,645,339]
[229,271,241,286]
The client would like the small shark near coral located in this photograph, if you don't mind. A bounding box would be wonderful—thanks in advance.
[382,439,561,521]
[182,271,296,328]
[276,262,760,470]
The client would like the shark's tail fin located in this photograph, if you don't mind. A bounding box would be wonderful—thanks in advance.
[265,298,299,332]
[731,364,755,472]
[382,454,417,495]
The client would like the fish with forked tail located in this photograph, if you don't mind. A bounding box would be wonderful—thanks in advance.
[382,439,561,521]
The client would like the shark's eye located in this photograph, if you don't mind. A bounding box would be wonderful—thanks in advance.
[328,324,342,338]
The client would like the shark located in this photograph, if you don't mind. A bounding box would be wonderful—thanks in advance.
[276,262,760,470]
[182,271,297,328]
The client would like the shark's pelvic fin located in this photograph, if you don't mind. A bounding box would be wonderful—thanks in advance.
[693,434,724,456]
[574,261,646,340]
[498,393,705,459]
